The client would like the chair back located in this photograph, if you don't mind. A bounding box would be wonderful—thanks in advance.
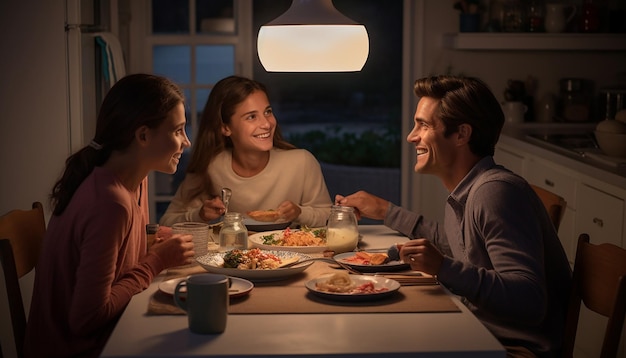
[0,202,46,358]
[531,184,566,230]
[562,233,626,358]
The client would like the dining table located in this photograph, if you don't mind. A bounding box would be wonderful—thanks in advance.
[100,225,506,357]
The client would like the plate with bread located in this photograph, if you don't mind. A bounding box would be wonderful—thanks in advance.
[333,251,410,273]
[244,210,291,231]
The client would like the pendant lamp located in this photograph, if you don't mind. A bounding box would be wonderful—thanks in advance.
[257,0,369,72]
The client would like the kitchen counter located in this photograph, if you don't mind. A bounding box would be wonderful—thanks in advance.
[499,122,626,189]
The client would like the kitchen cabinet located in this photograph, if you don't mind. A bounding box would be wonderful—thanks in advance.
[495,145,579,259]
[575,183,624,247]
[495,136,626,358]
[493,145,524,175]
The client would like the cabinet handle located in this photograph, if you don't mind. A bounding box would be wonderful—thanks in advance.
[592,217,604,228]
[544,179,555,187]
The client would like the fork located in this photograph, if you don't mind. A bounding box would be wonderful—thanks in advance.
[281,257,362,274]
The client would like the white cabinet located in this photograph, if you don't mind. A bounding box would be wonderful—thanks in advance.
[524,156,579,260]
[495,145,579,259]
[524,157,577,209]
[494,146,524,175]
[575,184,624,248]
[496,138,626,358]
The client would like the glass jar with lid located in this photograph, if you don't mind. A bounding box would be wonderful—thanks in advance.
[219,212,248,251]
[326,205,359,254]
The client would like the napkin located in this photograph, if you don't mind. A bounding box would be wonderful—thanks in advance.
[375,272,438,286]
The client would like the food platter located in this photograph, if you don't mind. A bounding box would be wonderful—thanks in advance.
[248,229,328,253]
[158,276,254,299]
[305,274,400,302]
[243,218,291,232]
[195,250,313,282]
[333,252,410,273]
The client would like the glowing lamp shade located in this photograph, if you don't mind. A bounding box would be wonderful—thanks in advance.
[257,0,369,72]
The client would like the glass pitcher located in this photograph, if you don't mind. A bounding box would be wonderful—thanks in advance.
[326,205,359,254]
[219,212,248,251]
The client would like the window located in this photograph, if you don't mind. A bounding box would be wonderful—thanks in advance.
[144,0,251,222]
[140,0,403,223]
[253,0,403,220]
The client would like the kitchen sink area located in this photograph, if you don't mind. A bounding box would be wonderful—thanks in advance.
[501,123,626,172]
[525,132,599,157]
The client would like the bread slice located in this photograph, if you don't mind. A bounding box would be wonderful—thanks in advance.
[246,210,280,222]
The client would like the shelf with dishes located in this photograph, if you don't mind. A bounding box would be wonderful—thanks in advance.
[442,33,626,51]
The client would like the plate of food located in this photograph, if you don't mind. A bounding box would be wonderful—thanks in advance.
[158,276,254,299]
[333,251,410,273]
[195,248,314,282]
[305,272,400,302]
[248,227,328,253]
[243,218,291,232]
[244,210,291,231]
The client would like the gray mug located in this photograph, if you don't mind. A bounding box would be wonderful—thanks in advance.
[174,273,229,334]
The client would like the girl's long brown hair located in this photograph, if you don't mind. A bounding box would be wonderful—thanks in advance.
[183,75,295,203]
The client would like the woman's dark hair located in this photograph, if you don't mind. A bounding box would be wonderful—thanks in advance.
[183,75,295,202]
[50,73,184,215]
[413,75,504,157]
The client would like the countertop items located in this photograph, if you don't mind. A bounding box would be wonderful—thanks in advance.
[500,123,626,186]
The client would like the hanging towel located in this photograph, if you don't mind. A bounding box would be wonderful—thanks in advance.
[94,32,126,84]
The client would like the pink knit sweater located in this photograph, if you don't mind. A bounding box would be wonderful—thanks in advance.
[25,167,165,357]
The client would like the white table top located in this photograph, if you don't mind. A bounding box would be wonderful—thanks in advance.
[101,225,505,357]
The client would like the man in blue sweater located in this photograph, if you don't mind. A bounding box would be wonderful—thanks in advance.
[336,75,572,358]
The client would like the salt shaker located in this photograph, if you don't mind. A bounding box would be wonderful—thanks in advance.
[326,205,359,254]
[218,212,248,251]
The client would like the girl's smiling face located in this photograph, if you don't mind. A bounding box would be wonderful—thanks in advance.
[148,102,191,174]
[222,90,276,153]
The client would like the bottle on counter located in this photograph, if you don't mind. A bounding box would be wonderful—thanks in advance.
[326,205,359,254]
[219,212,248,251]
[559,78,593,122]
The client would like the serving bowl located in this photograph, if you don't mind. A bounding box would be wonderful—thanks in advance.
[594,130,626,157]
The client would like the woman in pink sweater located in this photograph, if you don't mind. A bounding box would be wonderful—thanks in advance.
[25,74,194,357]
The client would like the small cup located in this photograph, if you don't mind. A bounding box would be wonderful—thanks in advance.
[502,101,528,123]
[172,222,209,258]
[174,273,229,334]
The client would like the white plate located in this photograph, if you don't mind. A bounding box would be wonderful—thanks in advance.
[195,250,314,282]
[333,252,410,273]
[305,274,401,302]
[158,276,254,298]
[243,218,291,232]
[248,229,328,254]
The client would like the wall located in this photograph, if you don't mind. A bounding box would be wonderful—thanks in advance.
[0,0,70,356]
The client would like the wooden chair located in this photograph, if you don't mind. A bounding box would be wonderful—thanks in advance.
[531,184,566,231]
[562,233,626,358]
[0,202,46,358]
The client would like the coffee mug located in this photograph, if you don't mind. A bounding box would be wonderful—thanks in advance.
[174,273,229,334]
[502,101,527,123]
